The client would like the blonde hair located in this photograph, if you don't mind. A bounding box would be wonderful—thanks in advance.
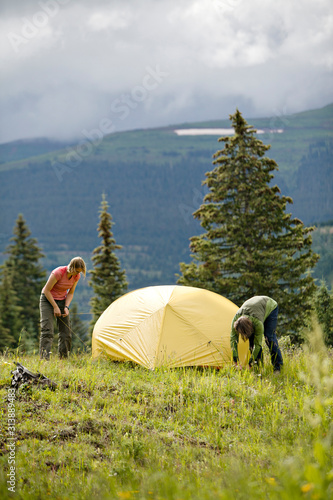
[234,316,254,342]
[68,256,86,277]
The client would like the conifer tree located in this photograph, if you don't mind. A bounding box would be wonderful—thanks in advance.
[178,110,319,339]
[0,267,22,350]
[0,321,14,352]
[89,195,128,329]
[0,268,21,351]
[1,214,46,344]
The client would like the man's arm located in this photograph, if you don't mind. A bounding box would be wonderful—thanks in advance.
[248,317,264,366]
[230,317,239,363]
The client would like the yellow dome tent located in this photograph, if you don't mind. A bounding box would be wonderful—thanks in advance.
[92,285,248,369]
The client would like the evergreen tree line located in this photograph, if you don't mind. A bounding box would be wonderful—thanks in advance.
[0,111,332,352]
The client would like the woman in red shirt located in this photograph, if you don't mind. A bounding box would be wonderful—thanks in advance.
[39,256,86,359]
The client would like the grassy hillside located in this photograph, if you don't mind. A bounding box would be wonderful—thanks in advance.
[1,327,332,499]
[0,104,332,294]
[0,138,74,165]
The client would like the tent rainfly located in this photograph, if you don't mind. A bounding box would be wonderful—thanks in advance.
[92,285,249,369]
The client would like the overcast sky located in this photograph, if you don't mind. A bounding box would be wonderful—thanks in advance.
[0,0,332,144]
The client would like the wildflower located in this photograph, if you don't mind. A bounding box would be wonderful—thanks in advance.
[301,483,314,493]
[117,492,139,499]
[265,477,276,485]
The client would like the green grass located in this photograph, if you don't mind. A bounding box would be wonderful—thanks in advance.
[1,328,332,500]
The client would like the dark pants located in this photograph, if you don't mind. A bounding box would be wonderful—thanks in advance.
[249,307,283,371]
[264,306,283,370]
[39,294,71,359]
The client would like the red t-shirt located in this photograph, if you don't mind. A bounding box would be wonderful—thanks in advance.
[42,266,81,300]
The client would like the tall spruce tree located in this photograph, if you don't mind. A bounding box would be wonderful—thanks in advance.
[89,195,128,329]
[178,110,319,339]
[1,214,46,345]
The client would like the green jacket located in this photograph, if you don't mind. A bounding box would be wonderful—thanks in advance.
[230,296,277,365]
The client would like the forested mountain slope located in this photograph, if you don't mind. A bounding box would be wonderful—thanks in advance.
[0,104,332,290]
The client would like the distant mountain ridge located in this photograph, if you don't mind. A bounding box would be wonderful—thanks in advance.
[0,137,75,165]
[0,103,332,291]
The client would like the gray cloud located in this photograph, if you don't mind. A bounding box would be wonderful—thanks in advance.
[0,0,332,143]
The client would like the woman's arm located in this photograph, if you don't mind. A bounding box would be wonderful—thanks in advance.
[63,281,78,316]
[43,274,61,317]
